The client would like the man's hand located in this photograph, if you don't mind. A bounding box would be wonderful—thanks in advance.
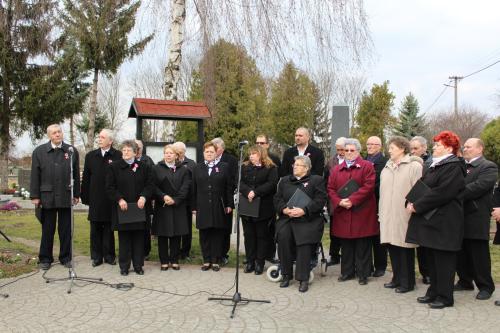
[137,196,146,209]
[492,207,500,222]
[118,199,128,211]
[32,198,40,207]
[163,195,174,206]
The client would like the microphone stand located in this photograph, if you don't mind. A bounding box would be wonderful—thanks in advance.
[44,146,102,294]
[208,141,271,318]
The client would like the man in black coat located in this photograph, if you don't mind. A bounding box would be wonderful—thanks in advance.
[410,136,432,284]
[212,138,238,265]
[365,136,389,277]
[30,124,80,270]
[280,127,324,177]
[492,185,500,306]
[173,141,197,259]
[455,138,497,300]
[81,129,122,267]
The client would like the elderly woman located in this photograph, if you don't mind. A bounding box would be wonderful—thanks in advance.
[379,136,423,293]
[106,140,153,276]
[274,155,327,293]
[191,142,234,272]
[327,138,378,285]
[152,145,191,271]
[240,145,278,275]
[406,130,466,309]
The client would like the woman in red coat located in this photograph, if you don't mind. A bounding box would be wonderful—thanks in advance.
[327,138,379,285]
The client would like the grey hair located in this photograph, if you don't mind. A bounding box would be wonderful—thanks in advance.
[173,141,187,152]
[344,138,361,151]
[294,155,312,169]
[46,124,62,135]
[100,128,114,142]
[335,137,346,146]
[211,137,225,150]
[122,140,139,154]
[296,127,311,138]
[411,136,427,148]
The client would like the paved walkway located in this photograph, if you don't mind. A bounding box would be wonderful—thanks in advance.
[1,257,499,332]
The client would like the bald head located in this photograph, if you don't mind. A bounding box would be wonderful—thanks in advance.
[463,138,484,161]
[366,136,382,155]
[295,127,310,147]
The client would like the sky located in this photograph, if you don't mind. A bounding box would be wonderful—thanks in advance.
[13,0,500,156]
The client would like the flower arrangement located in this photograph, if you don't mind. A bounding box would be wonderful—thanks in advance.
[0,201,21,211]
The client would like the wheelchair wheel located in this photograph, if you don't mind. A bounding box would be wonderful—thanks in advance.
[266,265,282,282]
[308,270,314,283]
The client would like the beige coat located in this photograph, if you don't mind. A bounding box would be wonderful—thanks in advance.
[379,155,423,248]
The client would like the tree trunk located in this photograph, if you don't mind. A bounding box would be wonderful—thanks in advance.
[86,68,99,152]
[164,0,185,100]
[69,115,75,146]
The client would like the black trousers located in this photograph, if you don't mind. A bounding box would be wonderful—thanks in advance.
[425,247,457,305]
[199,228,225,264]
[90,220,115,263]
[242,217,271,266]
[277,222,314,281]
[39,208,72,264]
[158,236,181,264]
[371,234,388,272]
[143,214,152,257]
[267,217,277,260]
[388,245,415,289]
[180,206,193,257]
[118,230,144,270]
[329,233,342,259]
[416,246,429,278]
[222,213,233,258]
[340,237,372,279]
[456,239,495,293]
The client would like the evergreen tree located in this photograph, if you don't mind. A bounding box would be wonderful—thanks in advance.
[392,92,426,139]
[60,0,153,151]
[312,86,332,158]
[480,117,500,167]
[352,81,396,149]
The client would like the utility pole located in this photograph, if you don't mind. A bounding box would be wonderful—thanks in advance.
[447,76,463,115]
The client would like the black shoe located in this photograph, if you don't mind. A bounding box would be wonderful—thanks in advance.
[327,256,340,266]
[372,270,385,277]
[395,287,413,293]
[428,300,453,309]
[254,263,264,275]
[299,281,309,293]
[39,262,51,270]
[91,260,103,267]
[244,263,255,273]
[417,295,435,304]
[476,290,492,300]
[201,263,211,271]
[105,258,116,266]
[454,282,474,291]
[212,264,221,272]
[422,276,431,285]
[160,265,169,271]
[495,300,500,306]
[171,264,180,271]
[62,261,72,268]
[358,277,368,285]
[338,274,355,282]
[134,268,144,275]
[280,276,290,288]
[120,269,129,276]
[267,258,279,264]
[384,281,399,289]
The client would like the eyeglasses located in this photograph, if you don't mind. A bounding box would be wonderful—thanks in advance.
[366,143,381,146]
[255,142,267,145]
[345,149,357,152]
[293,164,307,168]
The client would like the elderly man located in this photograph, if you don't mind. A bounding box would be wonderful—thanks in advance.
[410,135,432,284]
[135,139,154,260]
[212,138,238,265]
[81,129,121,267]
[30,124,80,270]
[172,141,196,259]
[325,137,347,266]
[455,138,497,300]
[280,127,325,177]
[365,136,388,277]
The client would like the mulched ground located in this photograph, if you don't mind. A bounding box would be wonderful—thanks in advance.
[0,250,37,279]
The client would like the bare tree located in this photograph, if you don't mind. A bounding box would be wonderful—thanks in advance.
[98,73,125,132]
[425,105,491,141]
[334,73,367,130]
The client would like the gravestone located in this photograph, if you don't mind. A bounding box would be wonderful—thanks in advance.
[331,105,350,156]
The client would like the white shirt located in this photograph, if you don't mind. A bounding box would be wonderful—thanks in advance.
[465,156,481,164]
[101,149,109,157]
[297,145,308,156]
[429,153,453,168]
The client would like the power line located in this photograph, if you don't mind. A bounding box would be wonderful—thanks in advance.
[462,59,500,79]
[423,81,451,113]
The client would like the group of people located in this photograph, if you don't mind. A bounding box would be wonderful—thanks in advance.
[30,124,500,308]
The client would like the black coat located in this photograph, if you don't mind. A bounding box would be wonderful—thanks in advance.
[192,161,234,230]
[366,153,388,203]
[274,174,327,246]
[105,159,153,231]
[219,151,238,190]
[462,156,498,240]
[280,144,325,177]
[493,185,500,245]
[269,152,282,171]
[152,161,191,237]
[180,157,196,207]
[406,155,466,251]
[239,164,279,221]
[81,147,122,222]
[30,141,80,209]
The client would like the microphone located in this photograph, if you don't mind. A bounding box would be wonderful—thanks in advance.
[239,140,249,146]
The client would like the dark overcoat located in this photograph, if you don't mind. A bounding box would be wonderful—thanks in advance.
[280,144,325,177]
[239,164,279,221]
[105,159,153,231]
[366,153,388,204]
[220,151,238,189]
[274,174,327,246]
[406,155,466,251]
[493,185,500,245]
[151,161,191,237]
[462,156,498,240]
[30,141,80,208]
[192,161,234,230]
[327,156,379,239]
[81,147,122,221]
